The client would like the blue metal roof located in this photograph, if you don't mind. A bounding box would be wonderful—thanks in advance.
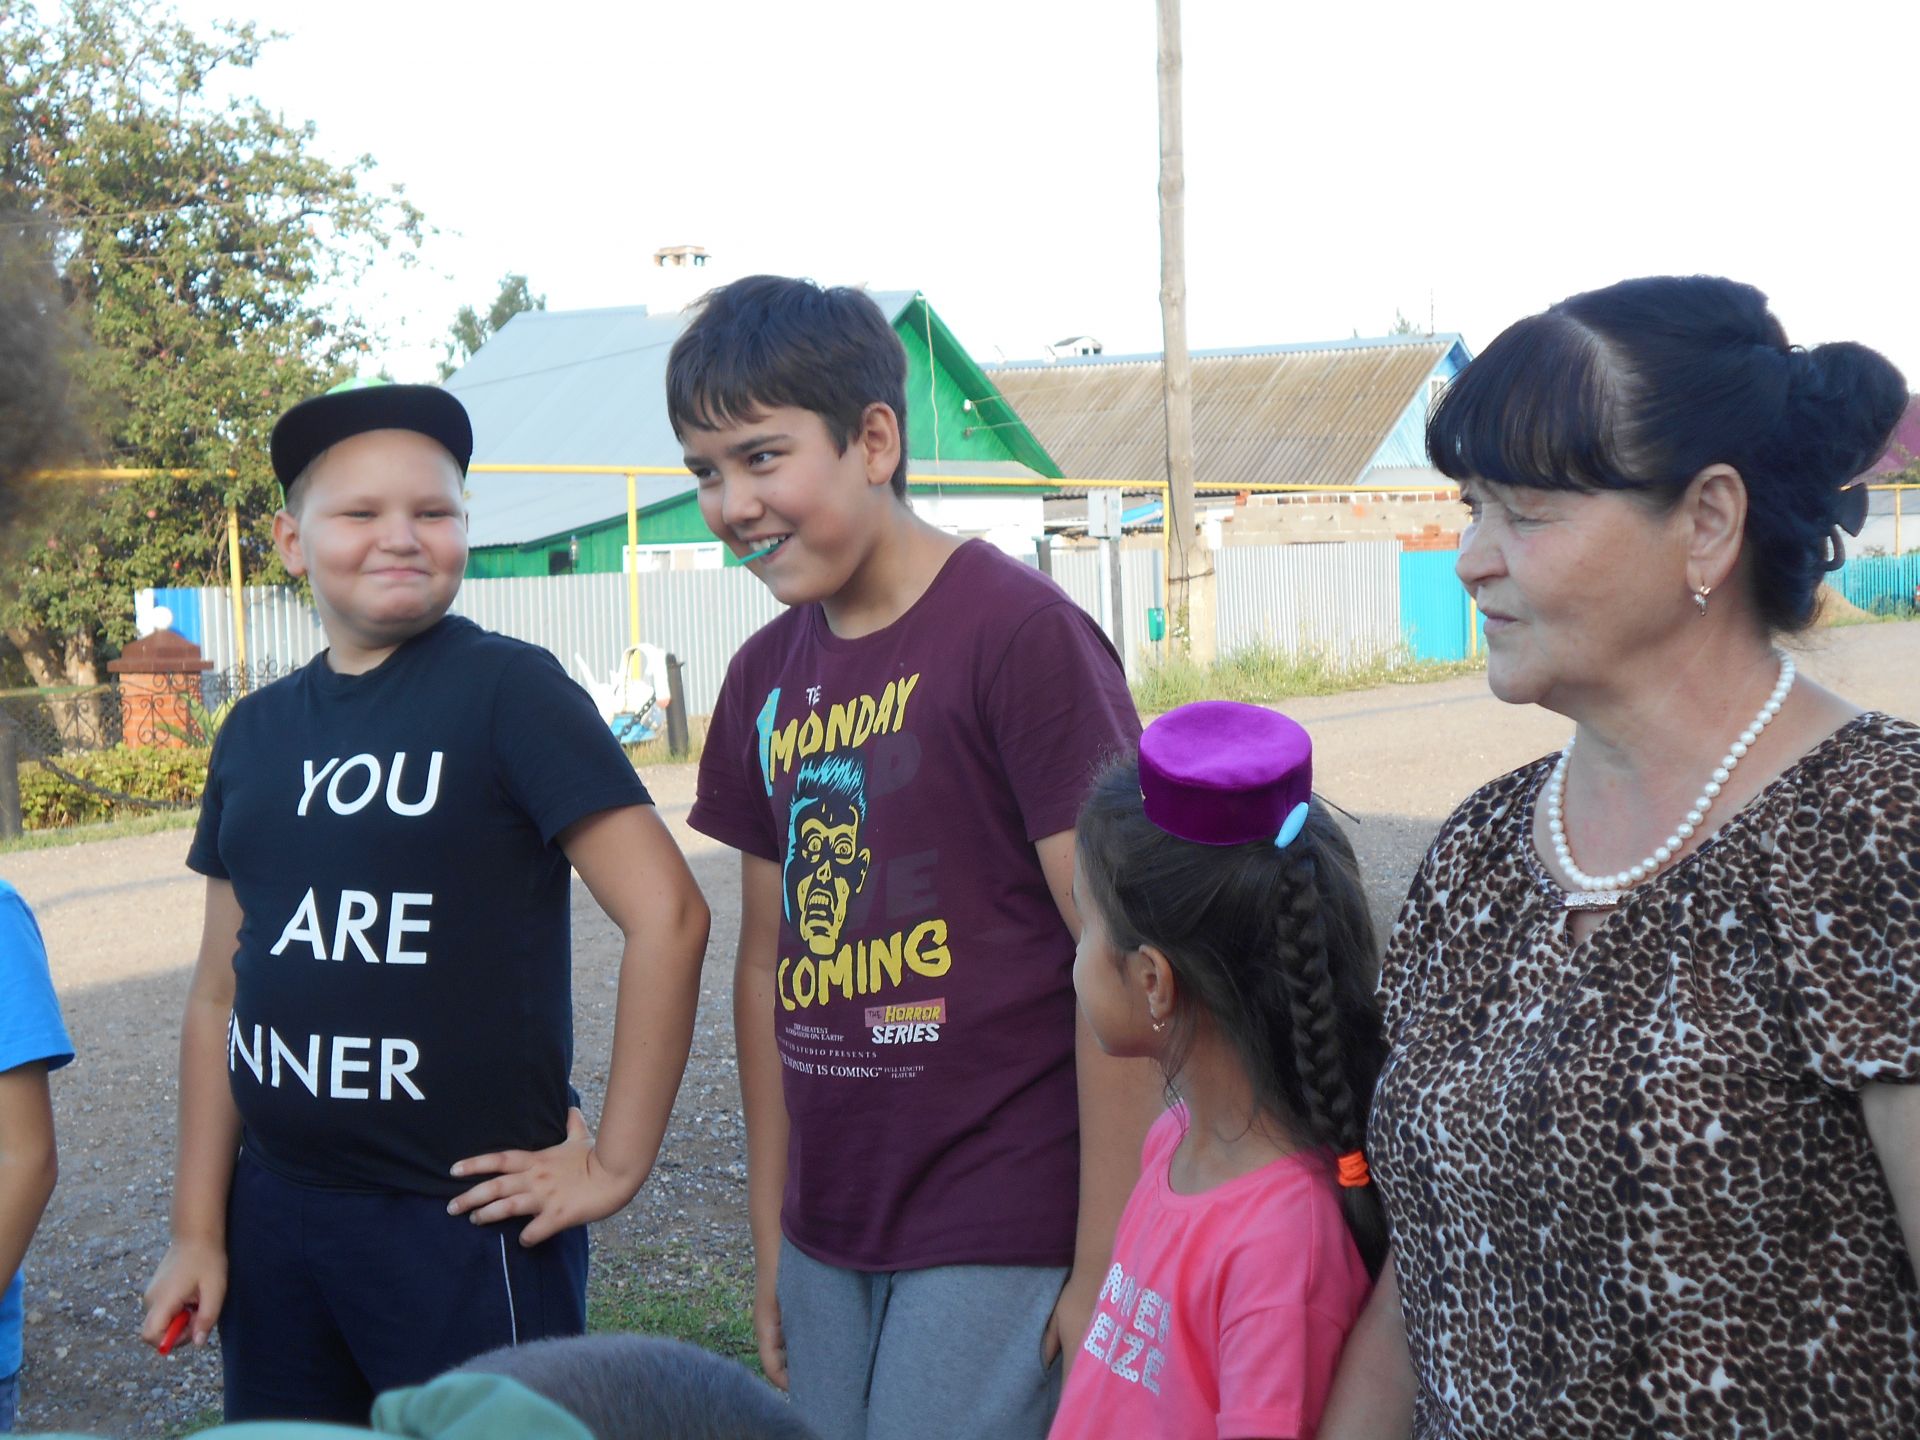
[447,292,922,547]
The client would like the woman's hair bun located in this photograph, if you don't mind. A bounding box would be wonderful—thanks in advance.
[1781,341,1910,491]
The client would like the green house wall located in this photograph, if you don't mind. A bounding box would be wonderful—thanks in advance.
[467,300,1059,580]
[467,483,1052,580]
[465,498,722,579]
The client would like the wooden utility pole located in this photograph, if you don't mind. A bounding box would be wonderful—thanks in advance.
[1157,0,1207,658]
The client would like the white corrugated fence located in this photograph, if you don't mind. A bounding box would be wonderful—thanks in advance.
[162,540,1410,715]
[1215,541,1402,661]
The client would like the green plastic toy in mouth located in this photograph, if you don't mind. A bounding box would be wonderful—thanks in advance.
[742,536,786,563]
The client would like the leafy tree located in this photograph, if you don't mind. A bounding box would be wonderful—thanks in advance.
[0,0,426,686]
[1388,307,1427,337]
[439,271,544,379]
[1882,431,1917,482]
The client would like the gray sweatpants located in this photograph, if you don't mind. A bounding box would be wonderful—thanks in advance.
[777,1239,1067,1440]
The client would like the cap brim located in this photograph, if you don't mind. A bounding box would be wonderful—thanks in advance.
[271,385,474,489]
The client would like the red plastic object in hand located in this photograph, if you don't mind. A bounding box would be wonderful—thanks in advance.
[158,1308,193,1356]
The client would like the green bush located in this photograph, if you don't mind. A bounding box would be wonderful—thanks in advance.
[20,745,210,829]
[155,694,238,747]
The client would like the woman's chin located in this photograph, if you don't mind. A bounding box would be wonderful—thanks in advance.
[1483,656,1545,708]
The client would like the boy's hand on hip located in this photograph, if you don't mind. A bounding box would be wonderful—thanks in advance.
[447,1107,645,1245]
[140,1238,226,1351]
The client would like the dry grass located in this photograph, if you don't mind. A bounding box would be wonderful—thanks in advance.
[1132,643,1484,714]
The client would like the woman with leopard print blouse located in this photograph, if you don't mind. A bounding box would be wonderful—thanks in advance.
[1322,276,1920,1439]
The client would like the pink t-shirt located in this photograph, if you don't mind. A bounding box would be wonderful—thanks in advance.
[1049,1107,1372,1440]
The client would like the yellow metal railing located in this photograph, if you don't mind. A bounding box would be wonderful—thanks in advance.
[466,463,1189,651]
[31,468,1920,681]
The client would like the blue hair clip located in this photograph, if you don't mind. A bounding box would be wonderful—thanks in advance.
[1274,801,1310,850]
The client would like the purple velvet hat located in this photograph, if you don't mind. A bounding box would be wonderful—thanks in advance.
[1140,701,1314,848]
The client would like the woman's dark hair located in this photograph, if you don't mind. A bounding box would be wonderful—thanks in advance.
[1077,758,1389,1277]
[1426,275,1908,631]
[667,274,911,496]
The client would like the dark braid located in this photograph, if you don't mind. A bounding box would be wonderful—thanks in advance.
[1272,848,1387,1275]
[1077,759,1390,1277]
[1276,853,1352,1147]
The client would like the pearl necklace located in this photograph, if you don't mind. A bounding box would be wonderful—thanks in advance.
[1544,652,1796,909]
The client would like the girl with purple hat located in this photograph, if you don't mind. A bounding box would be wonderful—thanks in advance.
[1048,701,1383,1440]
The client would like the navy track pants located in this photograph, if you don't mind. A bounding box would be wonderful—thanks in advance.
[218,1149,588,1423]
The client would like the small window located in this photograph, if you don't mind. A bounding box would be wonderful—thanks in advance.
[547,550,575,575]
[624,543,725,573]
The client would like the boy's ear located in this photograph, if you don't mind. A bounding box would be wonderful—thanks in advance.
[271,508,309,578]
[857,402,902,491]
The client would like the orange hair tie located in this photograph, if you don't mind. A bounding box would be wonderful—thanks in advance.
[1336,1150,1371,1189]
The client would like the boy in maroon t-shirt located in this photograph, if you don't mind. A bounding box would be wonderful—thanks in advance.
[673,276,1158,1440]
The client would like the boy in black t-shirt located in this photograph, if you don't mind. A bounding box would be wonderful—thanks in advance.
[139,383,711,1424]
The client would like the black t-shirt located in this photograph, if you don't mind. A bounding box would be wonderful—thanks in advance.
[187,614,651,1196]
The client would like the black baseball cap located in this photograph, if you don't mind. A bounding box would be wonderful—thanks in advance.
[270,379,474,493]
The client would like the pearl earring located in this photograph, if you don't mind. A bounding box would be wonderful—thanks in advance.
[1150,1014,1168,1035]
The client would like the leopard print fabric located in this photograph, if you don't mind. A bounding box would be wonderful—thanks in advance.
[1370,711,1920,1438]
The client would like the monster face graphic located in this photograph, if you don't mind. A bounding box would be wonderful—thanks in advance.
[784,755,872,957]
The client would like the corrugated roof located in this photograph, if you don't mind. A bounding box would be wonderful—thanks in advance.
[987,336,1462,490]
[446,291,999,547]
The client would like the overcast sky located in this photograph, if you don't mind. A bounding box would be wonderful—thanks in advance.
[172,0,1920,386]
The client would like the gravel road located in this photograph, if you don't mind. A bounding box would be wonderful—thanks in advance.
[8,620,1918,1437]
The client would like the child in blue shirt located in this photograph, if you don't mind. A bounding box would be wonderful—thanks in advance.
[0,878,73,1434]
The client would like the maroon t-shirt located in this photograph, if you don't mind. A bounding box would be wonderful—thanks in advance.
[691,540,1141,1271]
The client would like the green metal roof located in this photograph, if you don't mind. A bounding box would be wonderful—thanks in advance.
[892,293,1063,480]
[450,290,1062,550]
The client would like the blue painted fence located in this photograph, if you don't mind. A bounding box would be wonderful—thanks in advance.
[1398,549,1919,662]
[1830,553,1920,615]
[148,585,205,647]
[1398,550,1481,662]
